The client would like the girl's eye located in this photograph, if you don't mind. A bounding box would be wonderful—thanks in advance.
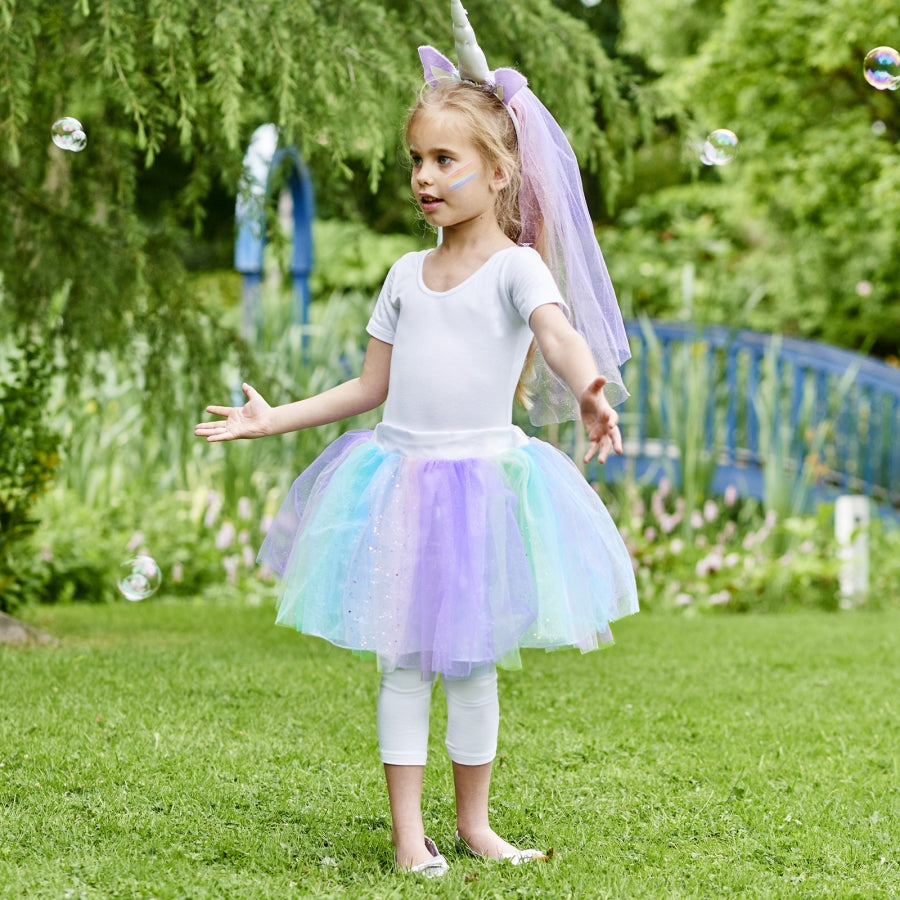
[438,155,452,165]
[410,155,422,167]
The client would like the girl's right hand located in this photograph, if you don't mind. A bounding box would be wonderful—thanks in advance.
[194,383,272,442]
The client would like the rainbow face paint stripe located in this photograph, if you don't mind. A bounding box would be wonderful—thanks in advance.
[448,162,478,190]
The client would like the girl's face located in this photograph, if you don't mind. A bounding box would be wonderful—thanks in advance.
[407,109,507,231]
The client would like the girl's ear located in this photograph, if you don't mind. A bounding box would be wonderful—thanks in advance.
[490,165,511,194]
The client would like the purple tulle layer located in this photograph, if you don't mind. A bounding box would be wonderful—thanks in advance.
[259,430,638,679]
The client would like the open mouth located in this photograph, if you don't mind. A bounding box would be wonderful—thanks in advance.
[420,194,443,207]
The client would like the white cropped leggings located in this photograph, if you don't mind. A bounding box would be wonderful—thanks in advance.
[377,668,499,767]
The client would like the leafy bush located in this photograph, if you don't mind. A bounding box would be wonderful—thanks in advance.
[25,483,274,607]
[0,327,61,613]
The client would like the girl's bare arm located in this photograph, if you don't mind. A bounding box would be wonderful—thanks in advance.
[195,337,392,442]
[528,304,623,463]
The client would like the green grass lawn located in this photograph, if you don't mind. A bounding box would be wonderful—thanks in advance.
[1,602,897,899]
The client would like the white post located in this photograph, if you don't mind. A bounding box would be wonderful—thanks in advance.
[834,495,870,607]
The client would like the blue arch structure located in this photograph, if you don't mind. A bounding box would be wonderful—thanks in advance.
[591,320,900,515]
[234,124,315,343]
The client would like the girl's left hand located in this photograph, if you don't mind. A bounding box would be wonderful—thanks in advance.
[580,377,623,464]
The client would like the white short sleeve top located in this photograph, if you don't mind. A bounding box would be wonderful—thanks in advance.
[366,246,565,432]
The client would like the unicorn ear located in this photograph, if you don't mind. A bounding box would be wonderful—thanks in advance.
[451,0,490,83]
[492,68,528,104]
[418,45,459,87]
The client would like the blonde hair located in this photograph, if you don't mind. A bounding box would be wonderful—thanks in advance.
[406,82,539,408]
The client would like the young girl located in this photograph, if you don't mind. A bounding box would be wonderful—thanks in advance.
[196,1,638,877]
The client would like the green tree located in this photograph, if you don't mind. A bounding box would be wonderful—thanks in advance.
[1,0,648,349]
[612,0,900,355]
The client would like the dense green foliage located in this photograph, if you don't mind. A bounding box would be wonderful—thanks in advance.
[0,0,647,340]
[609,0,900,355]
[0,328,59,612]
[2,603,898,897]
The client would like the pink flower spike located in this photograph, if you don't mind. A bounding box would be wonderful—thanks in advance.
[223,555,239,584]
[204,491,221,528]
[724,485,738,507]
[215,521,236,550]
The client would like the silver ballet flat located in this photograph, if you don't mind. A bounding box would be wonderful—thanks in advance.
[455,830,551,865]
[394,836,449,878]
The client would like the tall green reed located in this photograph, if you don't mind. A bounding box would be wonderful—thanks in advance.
[753,336,858,521]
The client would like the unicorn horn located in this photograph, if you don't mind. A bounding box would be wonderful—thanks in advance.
[451,0,490,83]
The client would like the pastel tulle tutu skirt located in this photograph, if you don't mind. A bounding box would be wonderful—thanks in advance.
[258,424,638,679]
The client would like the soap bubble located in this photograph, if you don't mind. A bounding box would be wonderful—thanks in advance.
[700,129,739,166]
[863,47,900,91]
[117,556,161,601]
[51,117,87,152]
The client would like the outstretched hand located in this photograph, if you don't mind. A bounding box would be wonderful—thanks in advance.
[194,383,272,442]
[580,376,623,464]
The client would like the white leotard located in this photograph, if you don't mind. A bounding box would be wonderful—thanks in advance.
[366,246,565,439]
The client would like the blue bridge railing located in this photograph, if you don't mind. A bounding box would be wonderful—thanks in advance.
[596,319,900,511]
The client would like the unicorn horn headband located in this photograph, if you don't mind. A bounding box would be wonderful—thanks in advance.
[418,2,633,424]
[451,0,490,83]
[420,1,527,103]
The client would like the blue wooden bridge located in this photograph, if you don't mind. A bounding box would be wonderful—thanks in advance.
[595,319,900,513]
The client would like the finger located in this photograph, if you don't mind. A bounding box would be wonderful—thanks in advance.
[611,424,623,455]
[587,375,607,396]
[585,430,617,465]
[596,434,613,464]
[205,405,233,417]
[242,383,259,401]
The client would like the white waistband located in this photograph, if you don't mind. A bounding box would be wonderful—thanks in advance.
[373,422,529,460]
